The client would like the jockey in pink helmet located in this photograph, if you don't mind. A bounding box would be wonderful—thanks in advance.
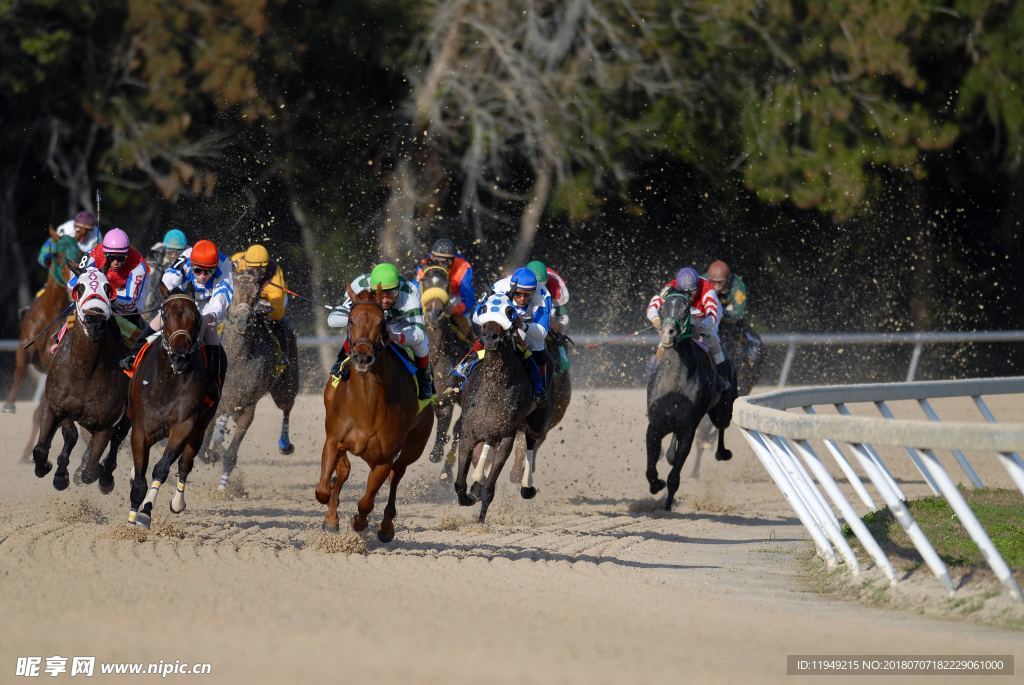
[69,228,150,329]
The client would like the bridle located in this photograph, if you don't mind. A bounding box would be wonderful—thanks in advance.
[348,297,388,369]
[161,293,201,372]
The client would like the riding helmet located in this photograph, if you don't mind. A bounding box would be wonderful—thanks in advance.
[101,228,130,254]
[74,211,96,227]
[431,238,456,259]
[163,228,188,250]
[191,239,220,268]
[707,260,730,284]
[510,267,538,293]
[370,263,401,290]
[526,260,548,285]
[244,244,270,267]
[675,267,699,294]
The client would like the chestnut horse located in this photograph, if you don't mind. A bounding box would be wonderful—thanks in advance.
[316,288,434,543]
[126,292,224,528]
[32,268,130,493]
[4,232,82,414]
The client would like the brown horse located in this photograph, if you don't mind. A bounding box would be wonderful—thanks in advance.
[4,231,82,415]
[453,296,548,521]
[316,288,434,543]
[420,264,470,471]
[126,292,223,528]
[32,268,130,493]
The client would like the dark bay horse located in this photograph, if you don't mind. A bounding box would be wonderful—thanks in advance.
[645,294,736,510]
[453,296,548,521]
[201,271,298,489]
[32,268,130,493]
[126,293,223,528]
[420,264,470,469]
[509,332,572,486]
[316,287,434,543]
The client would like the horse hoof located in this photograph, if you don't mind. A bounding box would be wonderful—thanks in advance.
[98,475,115,495]
[169,498,186,514]
[53,473,70,491]
[715,449,733,462]
[520,486,537,500]
[664,499,674,512]
[80,465,100,485]
[2,402,15,414]
[135,512,152,529]
[469,482,482,499]
[73,466,85,486]
[377,526,395,544]
[34,461,53,479]
[456,492,476,507]
[352,515,368,532]
[321,520,339,534]
[278,440,294,456]
[649,478,666,495]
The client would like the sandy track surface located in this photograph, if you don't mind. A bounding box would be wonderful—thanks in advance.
[1,388,1020,684]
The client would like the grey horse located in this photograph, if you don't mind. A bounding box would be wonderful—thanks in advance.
[200,270,299,489]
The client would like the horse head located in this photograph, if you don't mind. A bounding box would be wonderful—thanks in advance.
[420,265,450,330]
[348,287,387,373]
[226,271,262,332]
[72,268,114,340]
[161,293,201,374]
[473,294,517,351]
[659,294,693,349]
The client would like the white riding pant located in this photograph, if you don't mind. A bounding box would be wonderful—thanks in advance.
[691,314,726,365]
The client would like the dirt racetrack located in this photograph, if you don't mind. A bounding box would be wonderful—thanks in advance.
[1,387,1021,684]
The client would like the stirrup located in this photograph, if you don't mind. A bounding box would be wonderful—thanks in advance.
[119,354,135,372]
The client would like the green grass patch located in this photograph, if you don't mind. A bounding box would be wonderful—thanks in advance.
[845,488,1024,571]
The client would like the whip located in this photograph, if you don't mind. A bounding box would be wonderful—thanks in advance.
[583,324,655,349]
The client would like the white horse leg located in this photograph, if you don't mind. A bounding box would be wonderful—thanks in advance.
[170,478,187,513]
[136,479,162,529]
[471,443,493,486]
[521,449,535,488]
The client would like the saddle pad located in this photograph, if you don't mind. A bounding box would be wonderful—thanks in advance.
[123,339,154,379]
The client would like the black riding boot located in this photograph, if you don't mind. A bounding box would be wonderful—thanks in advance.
[329,347,350,381]
[205,344,224,402]
[715,361,732,393]
[120,324,154,371]
[415,366,434,400]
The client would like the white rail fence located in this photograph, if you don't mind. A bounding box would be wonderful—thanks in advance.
[733,376,1024,601]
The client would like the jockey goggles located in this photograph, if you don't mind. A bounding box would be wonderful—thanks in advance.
[104,251,127,263]
[192,266,215,276]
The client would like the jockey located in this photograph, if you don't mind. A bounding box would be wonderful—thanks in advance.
[120,239,232,400]
[646,266,730,391]
[70,228,150,330]
[149,228,189,269]
[37,211,98,268]
[451,267,551,405]
[327,262,433,400]
[230,244,296,371]
[415,237,475,339]
[525,260,569,333]
[72,211,102,254]
[705,260,748,325]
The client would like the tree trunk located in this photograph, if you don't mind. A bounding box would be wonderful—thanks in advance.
[380,159,418,262]
[290,197,334,379]
[505,162,553,272]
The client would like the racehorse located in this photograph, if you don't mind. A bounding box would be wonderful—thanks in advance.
[645,293,736,510]
[4,232,82,424]
[316,287,434,543]
[677,319,767,474]
[31,268,130,493]
[508,332,572,485]
[419,263,470,470]
[125,290,224,528]
[201,271,299,489]
[453,295,548,522]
